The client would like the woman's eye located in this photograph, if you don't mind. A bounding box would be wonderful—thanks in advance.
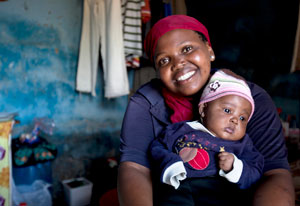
[224,108,230,113]
[183,46,192,53]
[158,57,169,66]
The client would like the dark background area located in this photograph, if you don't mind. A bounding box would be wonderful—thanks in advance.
[185,0,299,91]
[147,0,299,127]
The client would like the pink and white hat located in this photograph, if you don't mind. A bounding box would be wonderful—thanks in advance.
[199,70,255,120]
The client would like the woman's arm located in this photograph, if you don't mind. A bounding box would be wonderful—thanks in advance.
[117,161,153,206]
[246,82,295,205]
[253,169,295,206]
[118,81,168,206]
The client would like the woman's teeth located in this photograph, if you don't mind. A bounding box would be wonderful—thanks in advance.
[177,71,195,81]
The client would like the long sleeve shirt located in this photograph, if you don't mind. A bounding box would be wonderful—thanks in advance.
[150,121,264,189]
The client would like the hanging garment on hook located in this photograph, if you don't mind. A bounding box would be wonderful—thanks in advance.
[122,0,146,69]
[121,0,144,57]
[76,0,129,98]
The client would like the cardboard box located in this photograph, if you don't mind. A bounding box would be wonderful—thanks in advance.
[62,177,93,206]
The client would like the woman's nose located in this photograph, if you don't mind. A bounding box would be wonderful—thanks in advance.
[172,55,186,71]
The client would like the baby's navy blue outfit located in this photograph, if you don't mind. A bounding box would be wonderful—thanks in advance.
[150,121,264,190]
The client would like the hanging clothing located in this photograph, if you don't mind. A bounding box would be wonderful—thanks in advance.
[76,0,129,98]
[141,0,151,24]
[121,0,145,68]
[163,1,172,17]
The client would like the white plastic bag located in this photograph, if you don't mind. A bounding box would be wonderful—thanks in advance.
[12,179,52,206]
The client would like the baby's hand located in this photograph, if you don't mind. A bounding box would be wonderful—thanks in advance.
[218,152,234,173]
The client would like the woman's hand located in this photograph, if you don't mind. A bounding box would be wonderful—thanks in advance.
[218,152,234,172]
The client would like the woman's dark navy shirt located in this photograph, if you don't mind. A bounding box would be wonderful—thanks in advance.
[120,78,290,173]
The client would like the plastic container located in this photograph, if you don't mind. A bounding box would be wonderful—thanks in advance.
[13,161,52,185]
[62,177,93,206]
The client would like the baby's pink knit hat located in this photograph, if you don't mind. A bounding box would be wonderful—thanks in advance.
[199,70,255,120]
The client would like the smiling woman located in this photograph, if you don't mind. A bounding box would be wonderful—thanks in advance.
[118,15,294,206]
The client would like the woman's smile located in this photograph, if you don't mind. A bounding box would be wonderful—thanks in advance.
[176,70,196,82]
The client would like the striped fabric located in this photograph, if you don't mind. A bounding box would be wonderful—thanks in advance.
[121,0,144,57]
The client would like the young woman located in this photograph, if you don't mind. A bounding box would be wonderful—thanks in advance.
[117,15,294,206]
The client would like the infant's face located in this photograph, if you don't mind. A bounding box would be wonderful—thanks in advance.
[201,95,252,141]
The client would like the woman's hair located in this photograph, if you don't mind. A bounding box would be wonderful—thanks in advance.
[195,31,208,43]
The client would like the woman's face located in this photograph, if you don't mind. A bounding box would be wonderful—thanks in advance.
[154,29,214,96]
[200,95,252,141]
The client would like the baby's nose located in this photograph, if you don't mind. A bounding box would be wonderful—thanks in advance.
[230,116,238,124]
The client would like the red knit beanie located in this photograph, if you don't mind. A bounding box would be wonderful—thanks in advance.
[144,15,211,62]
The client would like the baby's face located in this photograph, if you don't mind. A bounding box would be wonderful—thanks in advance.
[201,95,252,141]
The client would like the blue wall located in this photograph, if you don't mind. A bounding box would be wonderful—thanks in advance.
[0,0,129,139]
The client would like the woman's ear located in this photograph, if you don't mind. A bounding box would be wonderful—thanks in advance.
[206,43,215,62]
[209,50,215,62]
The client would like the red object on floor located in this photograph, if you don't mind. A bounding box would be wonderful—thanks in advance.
[99,188,119,206]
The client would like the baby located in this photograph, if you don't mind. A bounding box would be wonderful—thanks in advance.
[150,69,264,190]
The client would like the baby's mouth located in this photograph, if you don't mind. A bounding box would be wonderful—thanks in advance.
[224,127,235,134]
[176,70,196,82]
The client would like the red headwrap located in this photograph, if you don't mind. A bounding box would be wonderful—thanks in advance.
[144,15,211,62]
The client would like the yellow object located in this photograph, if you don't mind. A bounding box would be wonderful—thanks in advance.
[0,120,14,206]
[219,146,226,152]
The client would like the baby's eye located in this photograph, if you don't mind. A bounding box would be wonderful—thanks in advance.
[224,108,230,113]
[158,57,170,66]
[239,116,245,121]
[182,46,192,53]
